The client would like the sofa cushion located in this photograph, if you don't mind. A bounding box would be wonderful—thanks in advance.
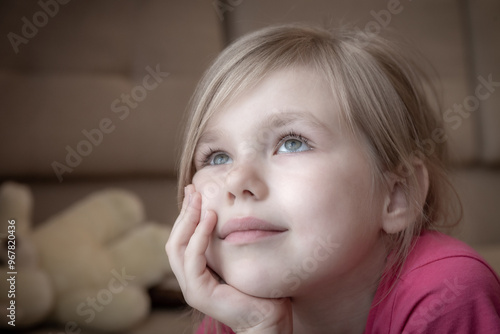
[469,0,500,164]
[0,0,223,180]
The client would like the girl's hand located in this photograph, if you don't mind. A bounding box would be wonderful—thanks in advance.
[166,184,293,334]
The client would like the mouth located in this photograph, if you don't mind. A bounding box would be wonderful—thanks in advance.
[219,217,287,244]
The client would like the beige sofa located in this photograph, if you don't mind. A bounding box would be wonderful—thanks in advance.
[1,0,499,333]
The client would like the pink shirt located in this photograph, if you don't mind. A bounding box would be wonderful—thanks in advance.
[196,231,500,333]
[365,231,500,333]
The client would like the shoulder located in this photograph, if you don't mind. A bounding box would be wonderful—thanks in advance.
[367,231,500,334]
[401,230,499,283]
[401,231,499,287]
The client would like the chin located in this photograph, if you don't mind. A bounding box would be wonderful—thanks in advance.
[220,268,289,298]
[206,251,289,298]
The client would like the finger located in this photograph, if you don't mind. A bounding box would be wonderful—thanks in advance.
[182,210,222,307]
[170,190,189,235]
[173,191,202,244]
[179,184,196,218]
[169,191,202,246]
[166,190,202,283]
[171,184,196,233]
[184,210,217,278]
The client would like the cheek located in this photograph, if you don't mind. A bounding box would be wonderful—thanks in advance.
[192,171,225,212]
[277,156,380,233]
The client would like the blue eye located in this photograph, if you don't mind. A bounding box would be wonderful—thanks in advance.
[277,135,311,154]
[210,152,232,165]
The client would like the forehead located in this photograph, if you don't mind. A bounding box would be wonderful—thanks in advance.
[201,67,341,136]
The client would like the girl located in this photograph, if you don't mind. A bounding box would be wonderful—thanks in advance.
[166,24,500,333]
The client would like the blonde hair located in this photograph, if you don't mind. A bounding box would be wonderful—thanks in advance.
[177,23,461,320]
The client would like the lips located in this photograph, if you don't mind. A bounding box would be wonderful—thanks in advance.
[219,217,287,242]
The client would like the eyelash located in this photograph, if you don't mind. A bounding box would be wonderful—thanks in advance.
[196,131,310,168]
[276,131,309,151]
[197,147,226,168]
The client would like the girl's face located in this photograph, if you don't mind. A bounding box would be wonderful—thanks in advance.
[192,67,387,298]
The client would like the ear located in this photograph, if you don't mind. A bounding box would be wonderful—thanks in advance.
[382,159,429,234]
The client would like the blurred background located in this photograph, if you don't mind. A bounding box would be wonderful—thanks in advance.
[0,0,499,333]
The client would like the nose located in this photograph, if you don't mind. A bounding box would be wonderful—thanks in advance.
[225,162,268,202]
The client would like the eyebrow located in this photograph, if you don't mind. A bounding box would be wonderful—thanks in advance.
[264,109,329,132]
[197,128,221,146]
[196,109,332,146]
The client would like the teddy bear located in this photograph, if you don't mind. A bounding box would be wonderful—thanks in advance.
[0,181,173,332]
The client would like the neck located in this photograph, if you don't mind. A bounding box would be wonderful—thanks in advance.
[291,239,387,334]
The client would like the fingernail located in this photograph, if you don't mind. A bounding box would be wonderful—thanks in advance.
[188,193,192,205]
[202,210,208,220]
